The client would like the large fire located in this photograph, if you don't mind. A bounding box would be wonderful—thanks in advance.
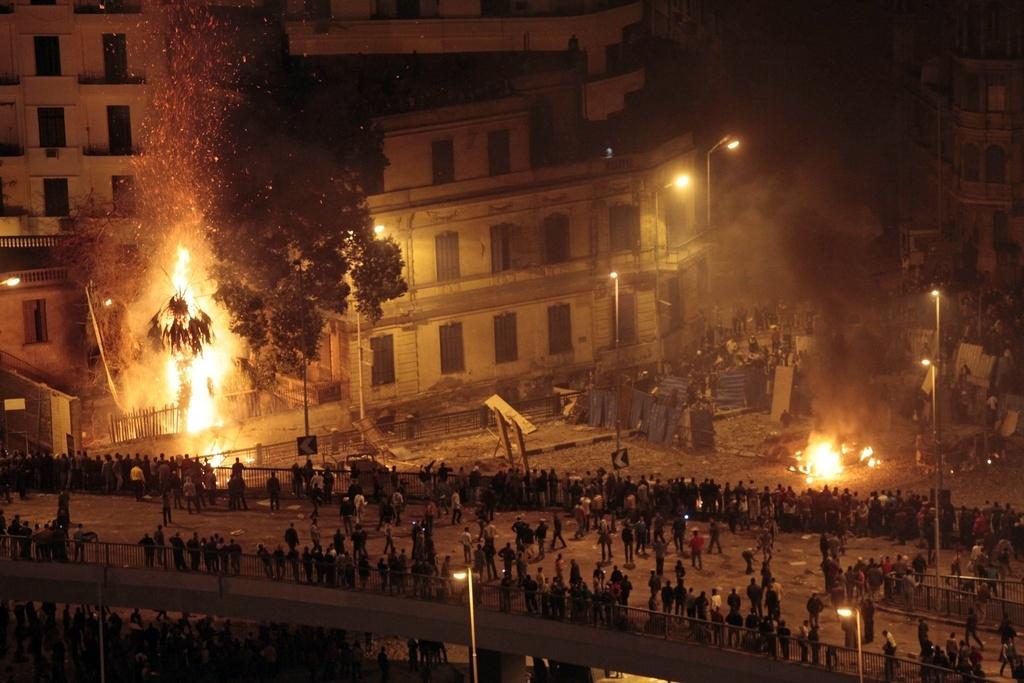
[791,436,879,483]
[160,245,229,434]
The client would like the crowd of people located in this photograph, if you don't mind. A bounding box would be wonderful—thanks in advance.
[4,450,1024,680]
[0,597,460,682]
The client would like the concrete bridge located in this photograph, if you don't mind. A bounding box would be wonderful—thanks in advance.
[0,542,934,682]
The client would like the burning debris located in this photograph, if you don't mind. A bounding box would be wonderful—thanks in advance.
[789,434,880,483]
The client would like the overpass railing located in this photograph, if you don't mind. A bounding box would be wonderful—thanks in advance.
[0,536,985,683]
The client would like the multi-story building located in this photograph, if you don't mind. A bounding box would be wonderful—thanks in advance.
[887,0,1024,285]
[0,0,162,383]
[285,0,717,413]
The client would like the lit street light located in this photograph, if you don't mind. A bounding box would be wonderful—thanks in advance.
[3,277,20,287]
[706,135,741,228]
[837,607,863,683]
[452,569,479,683]
[929,289,942,578]
[669,174,690,189]
[374,224,386,236]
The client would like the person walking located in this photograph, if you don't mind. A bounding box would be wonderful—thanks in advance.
[689,529,705,570]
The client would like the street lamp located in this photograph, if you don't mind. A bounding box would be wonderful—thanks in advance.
[609,272,619,348]
[706,136,740,228]
[374,224,386,236]
[2,277,20,287]
[837,607,863,683]
[669,174,690,189]
[929,289,942,577]
[452,569,479,683]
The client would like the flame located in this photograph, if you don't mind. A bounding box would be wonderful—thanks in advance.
[164,245,228,433]
[792,437,880,482]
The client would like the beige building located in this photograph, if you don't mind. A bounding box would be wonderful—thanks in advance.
[285,0,715,412]
[311,99,709,412]
[0,0,168,386]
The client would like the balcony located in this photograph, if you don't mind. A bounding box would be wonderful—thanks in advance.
[956,178,1011,201]
[83,145,139,156]
[78,72,145,85]
[74,0,141,13]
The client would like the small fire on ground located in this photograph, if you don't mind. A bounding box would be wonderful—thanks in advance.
[789,436,880,484]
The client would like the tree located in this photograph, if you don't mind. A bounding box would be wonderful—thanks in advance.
[210,60,406,380]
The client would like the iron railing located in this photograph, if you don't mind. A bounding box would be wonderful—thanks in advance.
[883,574,1024,626]
[918,572,1024,605]
[0,536,985,683]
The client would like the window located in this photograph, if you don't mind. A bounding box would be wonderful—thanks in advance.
[43,178,69,217]
[106,105,132,154]
[493,312,518,363]
[665,195,689,246]
[103,34,128,82]
[697,258,709,296]
[985,145,1006,183]
[112,175,136,215]
[490,223,512,273]
[614,291,637,345]
[543,213,570,264]
[23,299,48,344]
[609,204,640,251]
[667,275,682,330]
[37,107,66,148]
[987,75,1007,112]
[530,103,554,167]
[962,73,981,112]
[370,335,395,386]
[993,211,1010,245]
[431,139,454,185]
[435,231,460,281]
[963,143,980,181]
[33,37,61,76]
[31,0,57,4]
[439,323,464,374]
[488,129,510,176]
[547,303,572,354]
[986,2,1004,45]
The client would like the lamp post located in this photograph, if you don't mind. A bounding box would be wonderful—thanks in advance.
[929,288,942,576]
[837,607,863,683]
[452,569,479,683]
[706,136,740,229]
[610,272,619,348]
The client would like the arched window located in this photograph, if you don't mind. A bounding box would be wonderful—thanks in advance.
[985,145,1006,183]
[963,143,981,181]
[993,211,1009,245]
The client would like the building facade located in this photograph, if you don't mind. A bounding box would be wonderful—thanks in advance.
[887,0,1024,284]
[284,0,716,412]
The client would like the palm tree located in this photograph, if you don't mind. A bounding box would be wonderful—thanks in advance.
[149,291,213,356]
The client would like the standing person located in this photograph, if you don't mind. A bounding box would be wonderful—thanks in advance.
[966,608,985,648]
[161,490,173,525]
[709,517,723,554]
[551,514,567,550]
[184,476,199,514]
[882,630,897,681]
[450,490,462,525]
[130,462,145,501]
[689,529,705,569]
[267,471,281,511]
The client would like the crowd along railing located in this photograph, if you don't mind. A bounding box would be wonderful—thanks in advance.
[0,536,989,683]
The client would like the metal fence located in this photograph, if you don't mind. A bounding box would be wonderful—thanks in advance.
[918,572,1024,605]
[0,536,985,683]
[883,574,1024,626]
